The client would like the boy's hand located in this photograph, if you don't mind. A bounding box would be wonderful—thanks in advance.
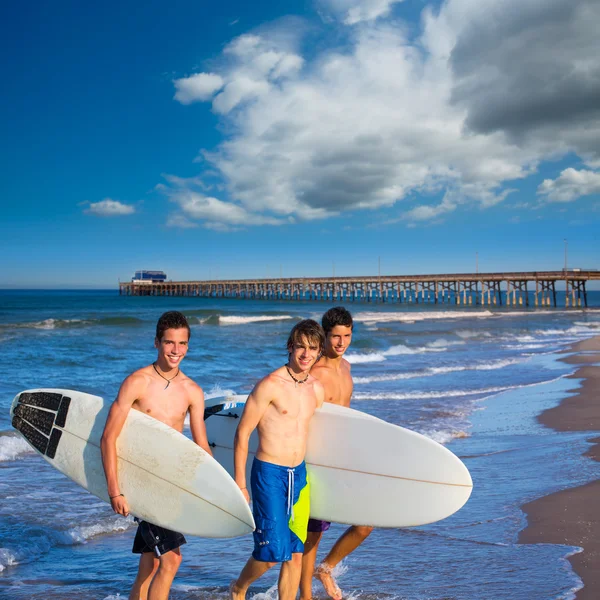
[241,487,250,504]
[110,494,130,517]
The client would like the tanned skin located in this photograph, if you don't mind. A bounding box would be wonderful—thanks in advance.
[100,326,212,600]
[299,324,373,600]
[230,335,325,600]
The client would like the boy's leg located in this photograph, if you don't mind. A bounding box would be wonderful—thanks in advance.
[231,557,275,600]
[300,531,323,600]
[321,525,373,568]
[147,548,183,600]
[129,553,159,600]
[316,525,373,599]
[279,552,303,600]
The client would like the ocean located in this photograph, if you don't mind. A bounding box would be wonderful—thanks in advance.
[1,289,600,600]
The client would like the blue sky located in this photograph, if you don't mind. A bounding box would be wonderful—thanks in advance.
[1,0,599,288]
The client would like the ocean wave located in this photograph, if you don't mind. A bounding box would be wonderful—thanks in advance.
[455,329,493,339]
[420,429,471,445]
[426,338,465,348]
[0,547,18,572]
[353,358,523,384]
[204,384,237,400]
[0,316,143,331]
[0,516,135,572]
[0,432,34,461]
[58,516,134,545]
[346,341,451,363]
[219,315,295,325]
[353,310,495,324]
[352,385,515,401]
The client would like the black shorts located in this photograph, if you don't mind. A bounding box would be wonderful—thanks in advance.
[132,520,186,556]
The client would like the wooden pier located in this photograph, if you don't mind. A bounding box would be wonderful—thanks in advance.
[119,270,599,307]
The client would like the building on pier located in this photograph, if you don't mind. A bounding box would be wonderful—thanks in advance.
[119,270,599,308]
[131,270,167,284]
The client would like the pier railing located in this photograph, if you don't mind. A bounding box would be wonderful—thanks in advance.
[119,270,599,307]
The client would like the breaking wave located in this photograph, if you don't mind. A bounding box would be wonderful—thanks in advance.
[0,432,34,462]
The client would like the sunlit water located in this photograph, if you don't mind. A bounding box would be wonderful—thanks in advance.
[1,290,600,599]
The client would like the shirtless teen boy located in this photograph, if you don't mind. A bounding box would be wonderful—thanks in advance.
[100,311,212,600]
[230,319,325,600]
[300,307,373,600]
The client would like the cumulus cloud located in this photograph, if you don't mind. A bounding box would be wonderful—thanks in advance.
[173,73,225,104]
[537,168,600,202]
[449,0,600,157]
[316,0,406,24]
[173,33,303,114]
[84,199,135,217]
[160,173,289,230]
[169,0,600,228]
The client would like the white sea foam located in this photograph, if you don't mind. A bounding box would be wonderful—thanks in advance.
[426,338,465,348]
[29,318,89,329]
[0,548,18,572]
[353,385,515,401]
[219,315,294,325]
[345,352,387,364]
[204,384,237,400]
[455,329,493,339]
[421,429,471,445]
[0,434,34,462]
[346,342,446,364]
[353,310,495,324]
[60,516,135,545]
[353,358,524,384]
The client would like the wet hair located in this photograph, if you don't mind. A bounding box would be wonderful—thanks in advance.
[286,319,325,353]
[321,306,353,335]
[155,311,191,341]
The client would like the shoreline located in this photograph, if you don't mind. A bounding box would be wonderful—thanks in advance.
[519,335,600,600]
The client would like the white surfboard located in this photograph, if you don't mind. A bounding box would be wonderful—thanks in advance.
[204,396,473,528]
[10,389,255,538]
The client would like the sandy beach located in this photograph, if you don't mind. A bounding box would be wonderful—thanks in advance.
[519,336,600,599]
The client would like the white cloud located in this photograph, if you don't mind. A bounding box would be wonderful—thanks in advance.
[84,199,135,217]
[173,34,303,113]
[317,0,406,24]
[173,73,225,104]
[162,183,289,230]
[169,0,600,228]
[166,214,199,229]
[537,168,600,202]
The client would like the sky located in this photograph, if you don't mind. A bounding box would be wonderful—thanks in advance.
[1,0,599,288]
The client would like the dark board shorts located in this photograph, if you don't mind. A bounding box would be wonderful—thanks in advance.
[307,518,331,533]
[132,520,187,556]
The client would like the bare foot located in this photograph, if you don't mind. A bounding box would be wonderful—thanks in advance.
[229,579,245,600]
[314,564,342,600]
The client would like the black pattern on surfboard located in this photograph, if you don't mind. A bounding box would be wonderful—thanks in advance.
[11,392,71,459]
[203,402,244,420]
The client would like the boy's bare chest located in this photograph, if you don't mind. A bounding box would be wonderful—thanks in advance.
[133,386,189,426]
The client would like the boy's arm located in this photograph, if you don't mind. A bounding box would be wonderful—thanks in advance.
[233,378,272,503]
[100,374,143,517]
[315,379,325,409]
[188,383,213,456]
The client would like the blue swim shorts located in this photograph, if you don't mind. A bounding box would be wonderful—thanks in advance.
[250,457,310,563]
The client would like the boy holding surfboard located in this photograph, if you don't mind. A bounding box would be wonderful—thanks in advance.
[100,311,212,600]
[300,306,373,600]
[230,319,325,600]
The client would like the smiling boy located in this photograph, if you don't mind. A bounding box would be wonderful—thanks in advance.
[100,311,212,600]
[300,306,373,600]
[230,319,325,600]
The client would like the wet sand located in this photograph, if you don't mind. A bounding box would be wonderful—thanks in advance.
[519,336,600,600]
